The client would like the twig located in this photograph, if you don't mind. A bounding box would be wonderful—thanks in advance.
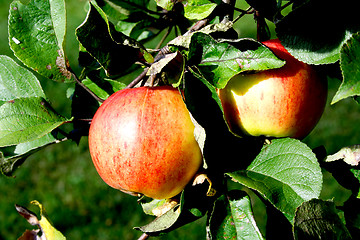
[138,233,150,240]
[125,67,149,89]
[156,26,173,49]
[71,72,105,103]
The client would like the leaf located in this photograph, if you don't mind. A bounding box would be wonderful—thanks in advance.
[227,138,323,222]
[325,144,360,166]
[332,33,360,104]
[208,191,264,240]
[147,51,185,87]
[0,97,68,147]
[188,33,285,89]
[0,55,45,100]
[16,200,66,240]
[136,172,216,235]
[82,77,126,100]
[76,1,147,76]
[183,0,218,20]
[168,21,234,50]
[155,0,176,11]
[293,199,351,240]
[8,0,73,82]
[276,0,360,65]
[0,133,63,176]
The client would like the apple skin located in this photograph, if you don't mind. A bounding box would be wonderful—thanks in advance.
[218,39,328,139]
[88,86,203,199]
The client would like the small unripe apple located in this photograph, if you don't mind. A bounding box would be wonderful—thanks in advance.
[88,86,203,199]
[218,39,327,139]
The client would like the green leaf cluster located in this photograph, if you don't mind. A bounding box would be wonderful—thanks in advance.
[2,0,360,239]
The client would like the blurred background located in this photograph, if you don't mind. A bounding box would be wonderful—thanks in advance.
[0,0,360,239]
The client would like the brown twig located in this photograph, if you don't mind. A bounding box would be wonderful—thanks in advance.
[71,72,105,103]
[125,67,149,89]
[138,233,150,240]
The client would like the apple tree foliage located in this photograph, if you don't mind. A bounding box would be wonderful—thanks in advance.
[1,0,360,239]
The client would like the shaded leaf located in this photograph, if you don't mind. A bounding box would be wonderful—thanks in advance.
[332,33,360,104]
[168,21,234,50]
[227,138,322,222]
[0,97,68,147]
[147,51,185,87]
[8,0,73,82]
[0,55,45,100]
[76,1,147,76]
[294,199,351,240]
[276,0,360,64]
[343,196,360,237]
[188,33,285,89]
[208,191,264,240]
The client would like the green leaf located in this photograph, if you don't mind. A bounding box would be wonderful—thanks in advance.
[208,191,264,240]
[227,138,322,222]
[276,0,360,65]
[332,33,360,104]
[188,33,285,89]
[0,55,45,100]
[294,199,352,240]
[8,0,73,82]
[155,0,175,11]
[76,1,147,76]
[0,97,67,147]
[82,77,126,100]
[0,133,62,176]
[183,0,217,20]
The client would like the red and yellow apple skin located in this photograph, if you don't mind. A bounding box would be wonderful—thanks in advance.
[218,39,328,139]
[88,86,202,199]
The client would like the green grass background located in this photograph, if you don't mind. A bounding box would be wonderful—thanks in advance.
[0,0,360,239]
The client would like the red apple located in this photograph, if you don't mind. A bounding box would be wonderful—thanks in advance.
[218,39,327,139]
[88,86,203,199]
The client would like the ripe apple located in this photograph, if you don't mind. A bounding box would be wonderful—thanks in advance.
[88,86,203,199]
[218,39,327,139]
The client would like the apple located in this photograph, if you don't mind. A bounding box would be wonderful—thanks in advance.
[88,86,203,199]
[218,39,327,139]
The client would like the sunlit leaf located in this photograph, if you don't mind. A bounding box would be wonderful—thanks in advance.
[325,144,360,166]
[0,55,45,100]
[0,133,63,176]
[227,138,322,222]
[8,0,73,82]
[188,33,285,89]
[0,97,68,147]
[16,200,66,240]
[183,0,218,20]
[332,32,360,104]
